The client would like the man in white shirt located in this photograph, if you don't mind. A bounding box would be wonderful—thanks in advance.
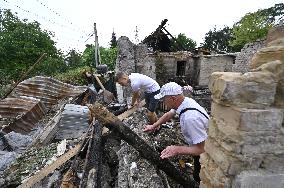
[115,72,160,124]
[143,82,209,183]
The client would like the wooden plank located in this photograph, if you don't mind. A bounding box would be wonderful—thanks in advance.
[117,99,145,120]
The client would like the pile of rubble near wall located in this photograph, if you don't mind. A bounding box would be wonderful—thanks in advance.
[200,25,284,187]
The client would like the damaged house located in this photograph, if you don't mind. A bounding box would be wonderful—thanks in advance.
[0,22,283,188]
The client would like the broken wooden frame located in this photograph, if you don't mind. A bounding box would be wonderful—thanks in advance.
[88,102,199,188]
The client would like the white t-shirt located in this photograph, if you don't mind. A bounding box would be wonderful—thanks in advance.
[170,97,209,145]
[129,73,160,93]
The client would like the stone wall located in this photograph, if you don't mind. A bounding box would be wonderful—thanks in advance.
[232,40,265,73]
[116,37,237,89]
[134,45,156,79]
[148,52,236,87]
[201,26,284,188]
[199,55,236,86]
[115,37,155,103]
[148,52,196,86]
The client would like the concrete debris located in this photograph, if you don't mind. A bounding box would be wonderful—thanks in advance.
[0,151,17,171]
[4,132,32,152]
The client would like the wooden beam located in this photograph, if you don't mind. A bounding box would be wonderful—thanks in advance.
[117,99,146,120]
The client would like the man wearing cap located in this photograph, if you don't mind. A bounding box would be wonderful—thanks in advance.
[115,72,160,124]
[143,82,209,183]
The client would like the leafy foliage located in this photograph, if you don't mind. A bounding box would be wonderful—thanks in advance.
[201,26,235,52]
[82,44,95,67]
[82,44,117,71]
[171,33,196,52]
[99,47,117,70]
[54,66,90,85]
[64,49,83,68]
[262,3,284,24]
[0,9,65,83]
[230,11,272,51]
[230,3,284,51]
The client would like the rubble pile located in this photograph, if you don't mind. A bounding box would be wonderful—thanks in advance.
[116,108,194,187]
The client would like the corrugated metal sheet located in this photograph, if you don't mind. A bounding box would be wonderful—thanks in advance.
[9,76,87,108]
[0,97,47,134]
[55,104,89,140]
[0,76,87,134]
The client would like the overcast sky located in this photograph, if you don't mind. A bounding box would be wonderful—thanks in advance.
[1,0,282,53]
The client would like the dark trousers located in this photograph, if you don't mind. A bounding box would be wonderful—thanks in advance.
[193,156,201,183]
[144,90,160,112]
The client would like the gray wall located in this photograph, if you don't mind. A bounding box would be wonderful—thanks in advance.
[199,55,235,86]
[232,40,265,73]
[116,37,237,88]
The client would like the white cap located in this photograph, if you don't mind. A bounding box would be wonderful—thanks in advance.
[154,82,183,99]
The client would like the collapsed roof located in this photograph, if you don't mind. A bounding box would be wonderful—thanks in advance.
[142,19,186,52]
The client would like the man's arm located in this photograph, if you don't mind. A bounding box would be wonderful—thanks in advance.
[160,141,205,159]
[143,110,175,132]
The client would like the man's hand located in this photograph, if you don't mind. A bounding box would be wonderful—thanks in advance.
[127,104,134,109]
[160,145,181,159]
[128,101,140,109]
[143,124,157,132]
[132,100,141,107]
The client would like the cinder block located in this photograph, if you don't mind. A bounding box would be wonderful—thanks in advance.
[233,170,284,188]
[241,140,284,155]
[211,102,283,132]
[209,72,276,108]
[261,154,284,173]
[208,116,284,156]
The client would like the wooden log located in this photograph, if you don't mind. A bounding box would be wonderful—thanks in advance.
[87,102,198,188]
[80,121,102,188]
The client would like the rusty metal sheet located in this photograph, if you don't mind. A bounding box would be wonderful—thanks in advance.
[9,76,87,108]
[0,97,47,134]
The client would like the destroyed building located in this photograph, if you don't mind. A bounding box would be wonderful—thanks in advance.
[0,23,283,188]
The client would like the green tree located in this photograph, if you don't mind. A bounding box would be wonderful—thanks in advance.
[230,3,284,51]
[99,47,117,70]
[201,26,235,52]
[82,44,117,70]
[110,31,117,48]
[82,44,95,67]
[64,49,83,68]
[0,9,65,83]
[262,3,284,24]
[171,33,196,52]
